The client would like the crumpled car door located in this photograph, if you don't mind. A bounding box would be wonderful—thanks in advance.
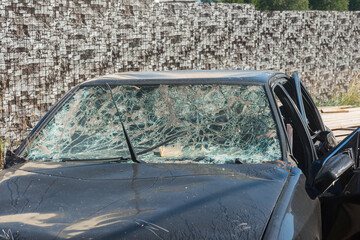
[318,127,360,240]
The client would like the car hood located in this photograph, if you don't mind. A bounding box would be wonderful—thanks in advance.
[0,161,290,239]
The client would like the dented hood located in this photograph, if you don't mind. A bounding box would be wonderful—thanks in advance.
[0,162,290,239]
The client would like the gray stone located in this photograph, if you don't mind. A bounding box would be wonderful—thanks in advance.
[1,1,360,146]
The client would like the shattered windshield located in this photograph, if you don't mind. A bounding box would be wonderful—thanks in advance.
[24,84,281,164]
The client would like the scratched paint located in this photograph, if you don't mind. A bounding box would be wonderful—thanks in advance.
[24,85,281,163]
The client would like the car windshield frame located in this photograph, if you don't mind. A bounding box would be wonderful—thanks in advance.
[18,81,286,164]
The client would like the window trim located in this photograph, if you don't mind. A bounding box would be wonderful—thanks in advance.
[271,82,317,178]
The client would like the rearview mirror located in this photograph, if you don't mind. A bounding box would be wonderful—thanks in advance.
[314,153,354,194]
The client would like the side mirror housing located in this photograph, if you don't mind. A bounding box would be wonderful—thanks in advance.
[314,153,354,194]
[314,130,338,155]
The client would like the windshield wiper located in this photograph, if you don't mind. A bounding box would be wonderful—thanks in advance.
[106,83,141,163]
[61,131,187,162]
[61,157,128,163]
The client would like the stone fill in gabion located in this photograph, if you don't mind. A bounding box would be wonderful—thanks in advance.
[1,1,360,146]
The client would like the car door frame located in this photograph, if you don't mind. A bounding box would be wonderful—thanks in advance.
[268,76,318,178]
[263,75,322,240]
[268,74,360,239]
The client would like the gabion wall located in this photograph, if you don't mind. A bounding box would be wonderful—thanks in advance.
[1,1,360,146]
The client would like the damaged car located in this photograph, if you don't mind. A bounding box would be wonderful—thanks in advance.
[1,70,359,239]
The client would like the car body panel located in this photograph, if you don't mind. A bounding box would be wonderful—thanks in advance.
[263,167,321,240]
[0,162,289,239]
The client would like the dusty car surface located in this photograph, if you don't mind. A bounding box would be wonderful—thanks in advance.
[1,70,359,239]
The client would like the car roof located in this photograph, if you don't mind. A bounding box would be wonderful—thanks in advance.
[81,70,286,86]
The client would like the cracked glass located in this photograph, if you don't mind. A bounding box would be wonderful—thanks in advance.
[24,84,281,164]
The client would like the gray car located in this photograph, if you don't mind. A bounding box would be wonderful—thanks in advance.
[1,70,359,239]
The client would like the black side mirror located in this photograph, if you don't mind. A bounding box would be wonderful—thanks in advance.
[314,130,338,156]
[314,153,354,194]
